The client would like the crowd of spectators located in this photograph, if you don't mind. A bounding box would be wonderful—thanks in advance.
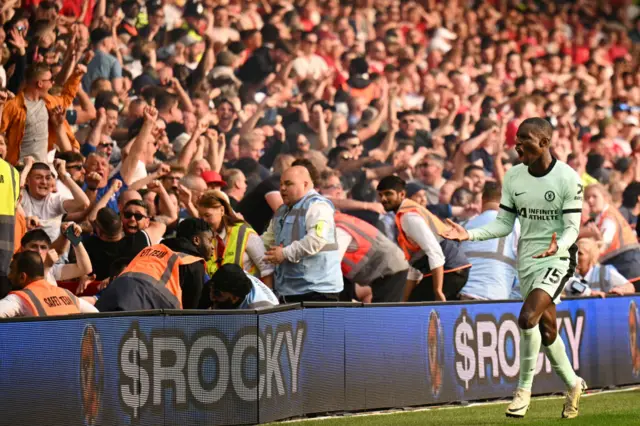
[0,0,639,316]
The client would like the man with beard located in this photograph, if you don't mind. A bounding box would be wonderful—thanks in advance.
[376,175,470,302]
[95,218,213,311]
[209,264,278,310]
[120,199,174,245]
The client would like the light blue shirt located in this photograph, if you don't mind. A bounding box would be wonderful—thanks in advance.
[82,50,123,92]
[239,273,279,309]
[460,210,519,300]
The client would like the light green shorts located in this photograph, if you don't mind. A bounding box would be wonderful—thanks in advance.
[519,260,573,304]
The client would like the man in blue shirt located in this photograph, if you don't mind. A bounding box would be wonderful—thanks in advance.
[209,264,278,310]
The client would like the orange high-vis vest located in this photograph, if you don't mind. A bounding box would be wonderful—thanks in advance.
[598,205,640,263]
[334,212,379,279]
[394,199,471,276]
[341,82,379,106]
[395,199,448,260]
[11,279,82,316]
[119,244,204,309]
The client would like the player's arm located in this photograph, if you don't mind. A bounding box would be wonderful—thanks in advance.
[467,172,517,241]
[557,174,584,252]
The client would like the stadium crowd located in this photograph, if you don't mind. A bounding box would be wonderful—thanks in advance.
[0,0,639,316]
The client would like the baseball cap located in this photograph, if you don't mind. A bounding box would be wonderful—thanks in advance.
[406,182,427,198]
[201,170,227,187]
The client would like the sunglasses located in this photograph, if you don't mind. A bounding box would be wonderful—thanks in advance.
[99,142,114,148]
[66,164,83,171]
[123,212,147,220]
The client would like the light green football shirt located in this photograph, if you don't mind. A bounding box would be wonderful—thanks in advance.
[468,158,583,277]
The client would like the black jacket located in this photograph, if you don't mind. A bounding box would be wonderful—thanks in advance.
[162,238,209,309]
[95,238,208,312]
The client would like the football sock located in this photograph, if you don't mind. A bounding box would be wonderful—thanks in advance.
[544,335,578,389]
[518,326,542,391]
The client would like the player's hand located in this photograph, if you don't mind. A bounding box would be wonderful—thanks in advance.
[264,245,285,265]
[533,232,558,258]
[439,219,470,242]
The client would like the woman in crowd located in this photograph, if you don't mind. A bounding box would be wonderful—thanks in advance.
[196,190,273,288]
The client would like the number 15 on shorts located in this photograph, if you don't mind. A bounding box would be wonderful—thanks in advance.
[542,268,562,285]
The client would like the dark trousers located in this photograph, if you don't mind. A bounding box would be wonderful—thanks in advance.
[371,269,409,303]
[280,292,340,304]
[339,269,408,303]
[95,276,181,311]
[408,267,470,302]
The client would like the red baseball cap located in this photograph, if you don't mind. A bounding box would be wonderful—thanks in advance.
[201,171,227,187]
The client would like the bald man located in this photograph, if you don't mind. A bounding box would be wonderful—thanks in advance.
[263,166,344,302]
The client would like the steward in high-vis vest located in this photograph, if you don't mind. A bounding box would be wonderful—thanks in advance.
[197,190,273,288]
[263,166,344,302]
[207,222,258,274]
[377,176,471,302]
[95,218,213,311]
[0,251,97,317]
[459,183,519,300]
[334,212,409,302]
[596,206,640,282]
[0,157,19,298]
[584,184,640,288]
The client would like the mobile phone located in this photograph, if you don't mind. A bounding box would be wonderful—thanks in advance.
[65,225,82,247]
[66,109,78,125]
[570,280,588,295]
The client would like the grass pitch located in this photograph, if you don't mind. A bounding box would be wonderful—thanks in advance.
[281,388,640,425]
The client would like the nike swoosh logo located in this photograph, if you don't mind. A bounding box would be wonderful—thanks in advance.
[508,404,529,412]
[515,192,526,196]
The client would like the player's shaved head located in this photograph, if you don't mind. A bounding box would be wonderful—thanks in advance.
[520,117,553,142]
[280,166,314,206]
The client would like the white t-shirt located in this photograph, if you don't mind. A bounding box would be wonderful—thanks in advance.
[56,180,75,201]
[21,191,67,241]
[292,55,329,81]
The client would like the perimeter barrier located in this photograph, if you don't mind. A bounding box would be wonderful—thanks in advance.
[1,296,639,425]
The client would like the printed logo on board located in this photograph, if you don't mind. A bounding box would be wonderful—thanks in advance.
[80,324,104,426]
[427,310,444,398]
